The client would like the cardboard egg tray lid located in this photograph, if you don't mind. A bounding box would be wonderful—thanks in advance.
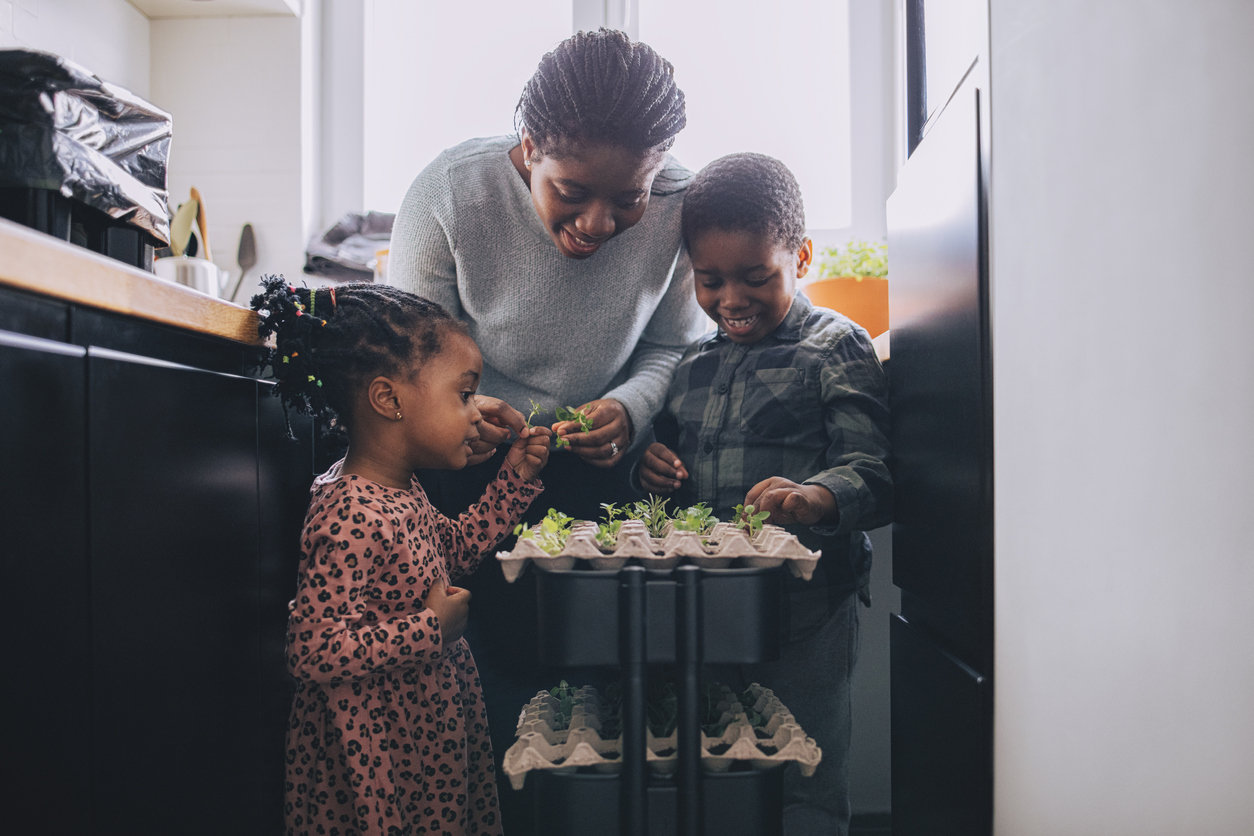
[501,683,822,790]
[496,520,819,584]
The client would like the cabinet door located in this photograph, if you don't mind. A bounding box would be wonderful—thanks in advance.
[0,331,89,833]
[87,347,264,833]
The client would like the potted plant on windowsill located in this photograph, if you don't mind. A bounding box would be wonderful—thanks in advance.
[802,239,889,339]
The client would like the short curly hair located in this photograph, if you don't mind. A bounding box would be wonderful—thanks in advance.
[682,153,806,252]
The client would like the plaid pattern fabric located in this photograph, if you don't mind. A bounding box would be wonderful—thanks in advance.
[654,292,892,638]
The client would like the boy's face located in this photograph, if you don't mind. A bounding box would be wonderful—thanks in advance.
[690,228,812,344]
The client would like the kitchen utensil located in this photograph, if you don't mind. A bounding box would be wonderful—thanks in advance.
[169,198,198,257]
[189,186,213,262]
[154,255,228,297]
[228,222,257,303]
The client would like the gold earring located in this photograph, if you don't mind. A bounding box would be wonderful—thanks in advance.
[395,411,402,420]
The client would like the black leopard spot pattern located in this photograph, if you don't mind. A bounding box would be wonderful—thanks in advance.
[284,461,541,835]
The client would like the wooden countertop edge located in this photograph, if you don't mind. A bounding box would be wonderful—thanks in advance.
[0,217,265,347]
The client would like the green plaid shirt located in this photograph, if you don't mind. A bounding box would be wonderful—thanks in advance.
[652,292,893,639]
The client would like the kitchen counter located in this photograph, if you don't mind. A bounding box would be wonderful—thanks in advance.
[0,216,263,346]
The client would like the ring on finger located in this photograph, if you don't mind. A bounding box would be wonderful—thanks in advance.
[610,441,619,457]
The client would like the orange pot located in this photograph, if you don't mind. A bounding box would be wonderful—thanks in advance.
[802,275,889,339]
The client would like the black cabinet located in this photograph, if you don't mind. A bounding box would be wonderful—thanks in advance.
[88,348,267,831]
[0,331,90,833]
[1,311,311,833]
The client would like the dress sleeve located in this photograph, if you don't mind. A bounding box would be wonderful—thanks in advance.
[603,244,709,440]
[433,460,543,582]
[287,490,444,685]
[804,328,895,535]
[387,157,461,317]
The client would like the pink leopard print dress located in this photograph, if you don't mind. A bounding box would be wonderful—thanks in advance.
[284,461,540,836]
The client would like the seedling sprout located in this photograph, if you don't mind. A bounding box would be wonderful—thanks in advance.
[732,503,771,537]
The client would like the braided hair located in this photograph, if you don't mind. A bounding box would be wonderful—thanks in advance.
[682,153,808,252]
[515,28,686,158]
[251,276,464,429]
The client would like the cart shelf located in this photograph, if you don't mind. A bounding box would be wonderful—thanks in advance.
[535,565,783,667]
[532,766,785,836]
[525,563,789,836]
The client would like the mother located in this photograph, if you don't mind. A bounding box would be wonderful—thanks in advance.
[388,29,705,833]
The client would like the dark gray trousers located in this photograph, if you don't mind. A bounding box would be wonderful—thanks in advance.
[715,592,862,836]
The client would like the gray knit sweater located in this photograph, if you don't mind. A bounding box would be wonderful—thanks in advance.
[388,135,708,442]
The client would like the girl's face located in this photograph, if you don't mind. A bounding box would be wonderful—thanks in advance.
[517,133,665,260]
[398,331,485,470]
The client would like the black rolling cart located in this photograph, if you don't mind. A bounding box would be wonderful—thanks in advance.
[530,564,788,836]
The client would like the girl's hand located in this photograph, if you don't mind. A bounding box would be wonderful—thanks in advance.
[744,478,838,527]
[507,425,552,482]
[552,398,632,469]
[640,442,688,493]
[425,582,472,644]
[466,395,527,466]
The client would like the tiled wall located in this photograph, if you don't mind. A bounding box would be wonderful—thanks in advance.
[149,15,314,295]
[0,0,150,98]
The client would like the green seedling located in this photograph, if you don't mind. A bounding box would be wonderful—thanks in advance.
[732,503,771,537]
[671,502,716,535]
[595,502,625,548]
[525,398,547,428]
[627,494,672,538]
[552,405,593,450]
[514,508,574,555]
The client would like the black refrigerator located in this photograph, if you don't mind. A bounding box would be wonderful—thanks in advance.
[886,3,993,833]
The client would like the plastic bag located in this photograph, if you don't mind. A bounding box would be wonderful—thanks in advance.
[0,49,172,242]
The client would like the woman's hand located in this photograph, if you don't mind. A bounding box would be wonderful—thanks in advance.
[466,395,527,466]
[552,398,633,469]
[640,443,688,493]
[424,582,472,644]
[744,478,838,527]
[507,425,552,482]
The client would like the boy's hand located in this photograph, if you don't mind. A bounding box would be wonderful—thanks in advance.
[424,582,471,644]
[552,398,632,469]
[507,425,552,482]
[640,443,688,493]
[745,478,838,527]
[466,395,527,465]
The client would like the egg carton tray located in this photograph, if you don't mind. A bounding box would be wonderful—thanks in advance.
[501,683,822,791]
[497,520,819,584]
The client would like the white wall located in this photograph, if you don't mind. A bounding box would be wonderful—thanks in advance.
[990,3,1254,834]
[149,13,317,295]
[0,0,149,97]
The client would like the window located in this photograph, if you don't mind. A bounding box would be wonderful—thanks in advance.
[639,0,852,231]
[359,0,853,234]
[362,0,570,214]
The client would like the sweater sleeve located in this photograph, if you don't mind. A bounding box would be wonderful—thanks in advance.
[387,156,461,316]
[604,244,709,440]
[286,493,444,685]
[804,328,895,535]
[433,460,543,582]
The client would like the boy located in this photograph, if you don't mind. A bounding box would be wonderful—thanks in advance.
[639,153,892,836]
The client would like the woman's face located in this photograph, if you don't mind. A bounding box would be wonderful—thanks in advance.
[517,134,665,260]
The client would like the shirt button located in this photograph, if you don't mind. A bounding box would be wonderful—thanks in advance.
[718,383,728,394]
[703,442,714,453]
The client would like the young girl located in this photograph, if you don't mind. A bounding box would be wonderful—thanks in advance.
[253,277,550,836]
